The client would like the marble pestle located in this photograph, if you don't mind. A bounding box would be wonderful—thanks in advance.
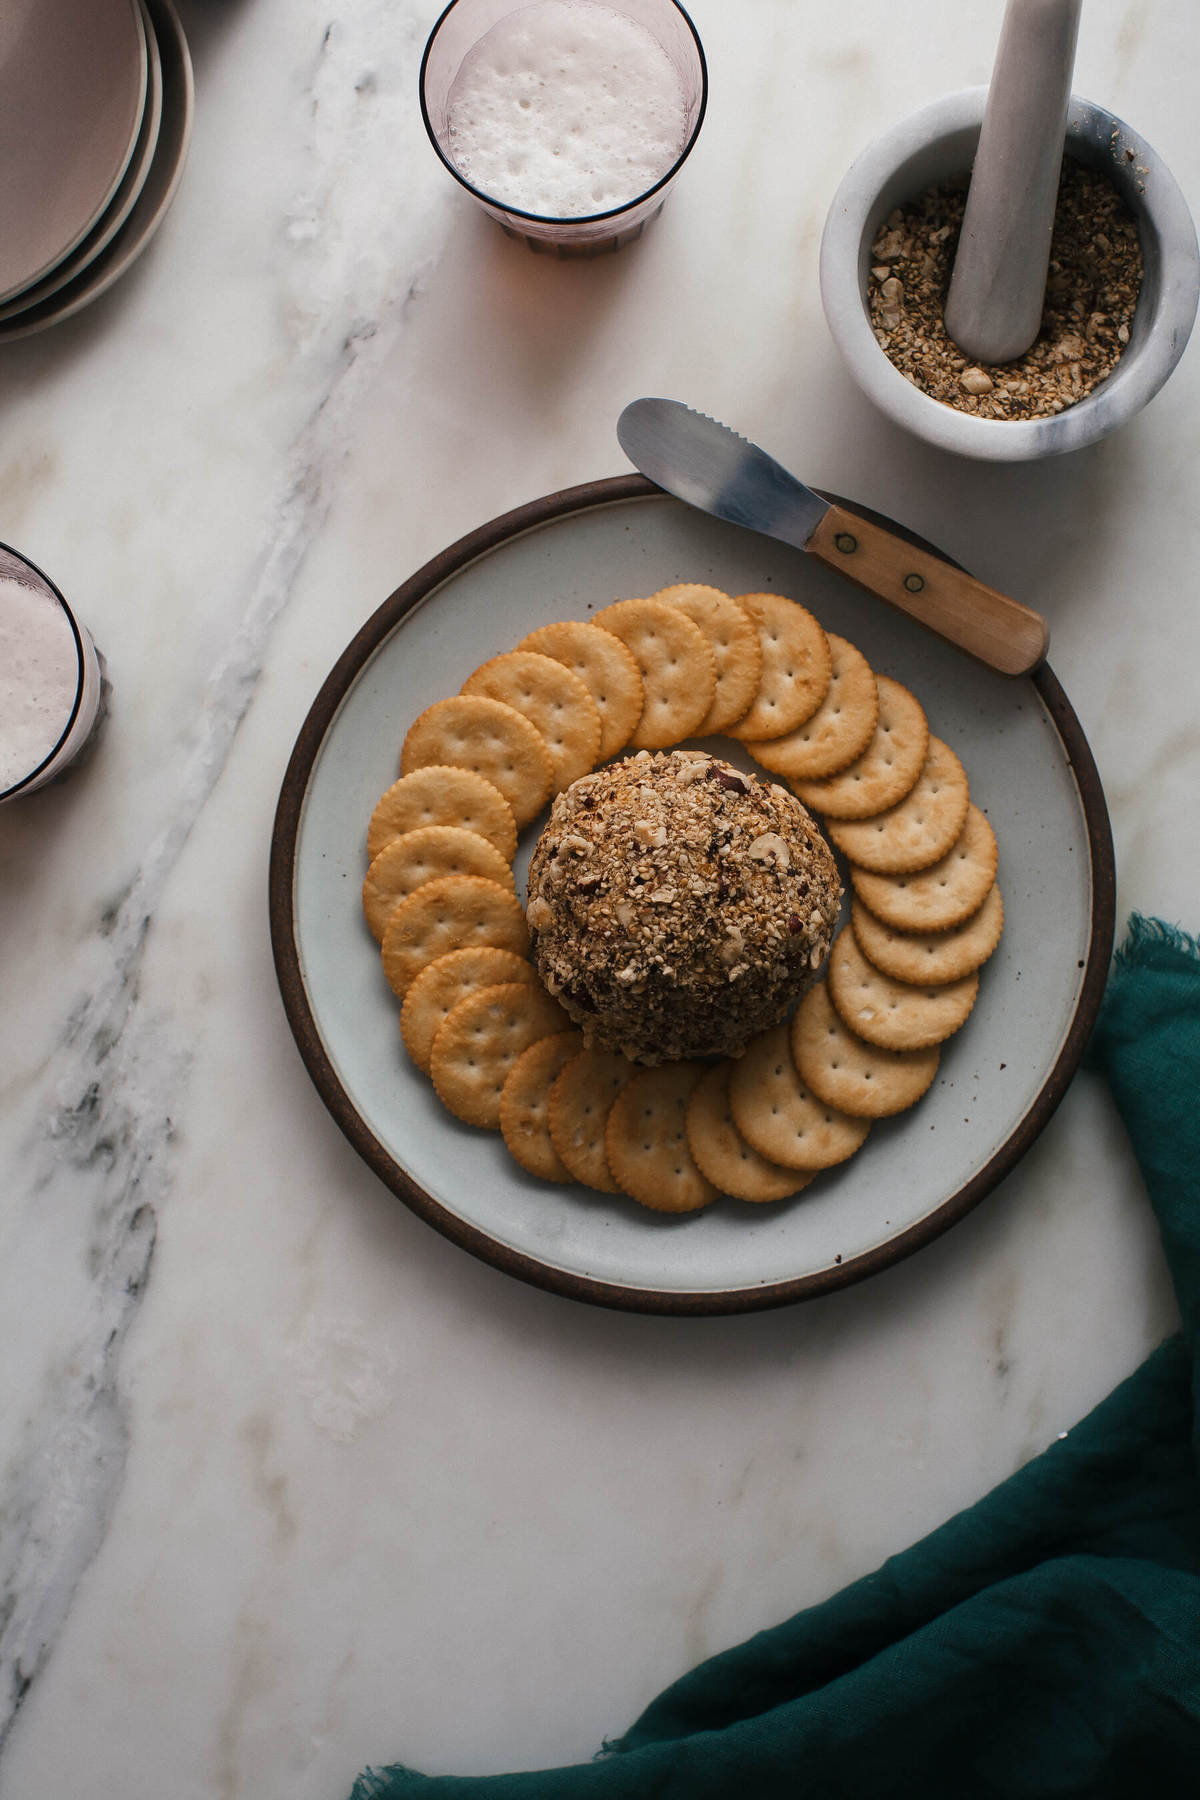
[944,0,1082,366]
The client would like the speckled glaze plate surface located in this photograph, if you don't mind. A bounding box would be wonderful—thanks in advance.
[270,478,1113,1315]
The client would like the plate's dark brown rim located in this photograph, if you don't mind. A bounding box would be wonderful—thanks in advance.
[268,475,1115,1317]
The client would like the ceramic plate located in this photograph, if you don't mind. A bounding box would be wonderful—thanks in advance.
[0,0,164,325]
[270,478,1114,1315]
[0,0,192,344]
[0,0,147,303]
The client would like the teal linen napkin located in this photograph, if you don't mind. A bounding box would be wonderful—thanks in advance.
[351,916,1200,1800]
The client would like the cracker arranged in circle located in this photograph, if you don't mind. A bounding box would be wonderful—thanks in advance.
[515,620,644,762]
[743,632,878,780]
[651,583,763,734]
[828,926,979,1052]
[789,676,929,820]
[362,825,515,943]
[724,593,832,742]
[851,803,999,933]
[380,875,529,1001]
[686,1061,812,1203]
[605,1062,719,1214]
[791,979,939,1118]
[430,982,570,1129]
[851,886,1004,987]
[547,1048,635,1193]
[367,765,518,866]
[729,1022,870,1170]
[401,694,553,828]
[500,1030,584,1182]
[462,650,602,794]
[593,597,717,749]
[827,736,969,874]
[401,946,537,1074]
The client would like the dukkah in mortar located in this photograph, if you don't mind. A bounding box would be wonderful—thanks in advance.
[869,159,1143,419]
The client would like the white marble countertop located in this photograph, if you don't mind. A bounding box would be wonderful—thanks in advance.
[1,2,1197,1794]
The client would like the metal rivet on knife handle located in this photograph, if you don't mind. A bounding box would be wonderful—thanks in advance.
[806,503,1049,677]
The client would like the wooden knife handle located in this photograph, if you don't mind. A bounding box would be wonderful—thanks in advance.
[807,504,1049,677]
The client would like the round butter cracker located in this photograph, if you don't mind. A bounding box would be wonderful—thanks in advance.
[548,1049,636,1193]
[724,592,832,741]
[686,1061,812,1203]
[851,886,1004,987]
[430,981,570,1129]
[362,824,514,943]
[515,619,644,761]
[401,946,537,1074]
[791,979,940,1119]
[462,650,601,794]
[593,597,717,749]
[827,735,969,874]
[851,803,998,933]
[367,765,518,866]
[652,583,763,734]
[500,1031,585,1183]
[728,1021,870,1170]
[744,632,878,779]
[380,875,529,1001]
[789,675,928,820]
[401,694,553,828]
[828,926,979,1052]
[605,1062,719,1214]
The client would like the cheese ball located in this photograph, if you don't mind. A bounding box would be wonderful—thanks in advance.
[525,751,842,1063]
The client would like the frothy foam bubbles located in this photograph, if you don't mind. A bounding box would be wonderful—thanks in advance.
[445,1,689,218]
[0,574,80,792]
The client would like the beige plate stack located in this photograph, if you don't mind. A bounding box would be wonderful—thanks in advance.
[0,0,193,342]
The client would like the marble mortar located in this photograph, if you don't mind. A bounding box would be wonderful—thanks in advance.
[819,88,1200,461]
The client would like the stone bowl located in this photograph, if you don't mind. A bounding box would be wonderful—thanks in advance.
[819,88,1200,460]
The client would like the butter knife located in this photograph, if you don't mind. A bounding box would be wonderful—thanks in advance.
[617,398,1049,677]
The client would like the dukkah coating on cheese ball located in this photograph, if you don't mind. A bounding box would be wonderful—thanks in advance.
[525,750,842,1063]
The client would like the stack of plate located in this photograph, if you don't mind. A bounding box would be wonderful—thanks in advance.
[0,0,193,342]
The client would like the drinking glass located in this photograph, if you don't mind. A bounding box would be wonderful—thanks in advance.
[0,542,104,804]
[420,0,707,256]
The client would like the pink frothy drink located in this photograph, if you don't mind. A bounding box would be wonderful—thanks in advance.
[421,0,707,254]
[0,545,103,802]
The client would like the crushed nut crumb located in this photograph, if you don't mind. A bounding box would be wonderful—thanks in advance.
[868,158,1143,420]
[525,751,842,1062]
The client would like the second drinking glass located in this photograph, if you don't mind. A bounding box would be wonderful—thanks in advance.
[420,0,707,256]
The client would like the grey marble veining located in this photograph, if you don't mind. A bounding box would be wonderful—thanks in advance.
[0,5,447,1757]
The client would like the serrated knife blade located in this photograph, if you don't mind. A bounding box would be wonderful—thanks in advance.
[617,398,1048,677]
